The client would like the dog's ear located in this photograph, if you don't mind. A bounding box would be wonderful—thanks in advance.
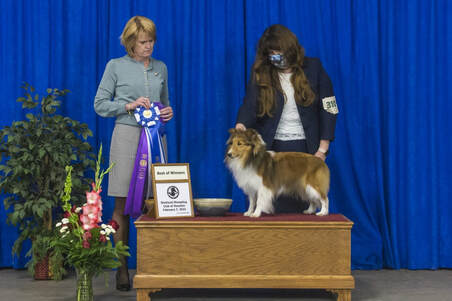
[228,128,237,135]
[245,128,259,138]
[247,129,265,156]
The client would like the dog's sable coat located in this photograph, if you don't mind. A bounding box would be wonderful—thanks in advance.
[225,128,330,218]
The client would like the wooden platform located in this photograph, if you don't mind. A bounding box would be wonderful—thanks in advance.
[134,213,354,301]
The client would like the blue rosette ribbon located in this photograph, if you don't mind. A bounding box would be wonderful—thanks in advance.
[134,105,160,128]
[125,103,167,218]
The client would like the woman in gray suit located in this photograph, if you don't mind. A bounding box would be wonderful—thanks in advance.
[94,15,173,291]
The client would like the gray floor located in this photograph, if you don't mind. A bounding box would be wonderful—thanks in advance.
[0,268,451,301]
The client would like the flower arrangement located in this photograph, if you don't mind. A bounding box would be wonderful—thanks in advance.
[51,146,129,299]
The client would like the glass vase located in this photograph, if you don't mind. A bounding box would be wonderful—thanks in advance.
[76,268,93,301]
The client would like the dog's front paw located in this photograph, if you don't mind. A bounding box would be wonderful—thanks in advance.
[250,209,262,218]
[243,210,252,216]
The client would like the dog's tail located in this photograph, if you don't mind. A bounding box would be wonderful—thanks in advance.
[306,165,330,200]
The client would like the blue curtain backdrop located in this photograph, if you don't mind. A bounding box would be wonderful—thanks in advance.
[1,0,451,270]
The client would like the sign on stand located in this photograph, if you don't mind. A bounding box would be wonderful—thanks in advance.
[151,163,194,218]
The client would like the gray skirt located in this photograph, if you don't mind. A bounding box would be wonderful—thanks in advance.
[108,123,168,197]
[108,124,141,197]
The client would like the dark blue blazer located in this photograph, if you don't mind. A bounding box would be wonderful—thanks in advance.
[236,57,337,154]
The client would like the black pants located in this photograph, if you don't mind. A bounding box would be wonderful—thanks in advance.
[271,139,310,214]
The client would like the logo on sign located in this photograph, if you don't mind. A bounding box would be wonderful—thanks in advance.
[167,186,179,199]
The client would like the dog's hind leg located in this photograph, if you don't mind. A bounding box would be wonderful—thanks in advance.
[316,197,329,216]
[303,202,317,214]
[303,184,324,215]
[244,191,257,216]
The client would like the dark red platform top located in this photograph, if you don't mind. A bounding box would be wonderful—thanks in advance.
[138,212,351,223]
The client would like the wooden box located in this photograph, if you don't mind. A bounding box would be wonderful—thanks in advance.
[134,213,354,301]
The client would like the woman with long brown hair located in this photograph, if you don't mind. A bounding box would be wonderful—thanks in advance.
[235,24,338,213]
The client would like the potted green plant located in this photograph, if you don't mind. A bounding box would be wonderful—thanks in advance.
[0,83,95,279]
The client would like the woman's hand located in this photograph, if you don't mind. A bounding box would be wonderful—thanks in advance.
[314,151,326,161]
[160,106,174,122]
[125,97,151,111]
[314,140,330,161]
[235,123,246,131]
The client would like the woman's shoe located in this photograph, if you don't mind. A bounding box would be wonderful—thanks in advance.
[115,270,131,291]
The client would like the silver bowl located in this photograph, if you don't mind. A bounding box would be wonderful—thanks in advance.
[194,198,233,216]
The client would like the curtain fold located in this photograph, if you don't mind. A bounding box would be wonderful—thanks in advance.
[1,0,451,270]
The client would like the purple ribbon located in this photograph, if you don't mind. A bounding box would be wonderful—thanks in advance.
[124,103,166,218]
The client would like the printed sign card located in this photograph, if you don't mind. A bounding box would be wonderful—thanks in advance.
[151,163,194,218]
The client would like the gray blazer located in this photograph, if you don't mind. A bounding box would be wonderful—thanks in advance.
[94,55,169,127]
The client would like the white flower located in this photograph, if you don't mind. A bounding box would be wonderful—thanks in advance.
[75,207,82,213]
[62,218,69,224]
[60,226,68,233]
[100,230,106,235]
[106,237,110,240]
[105,225,116,233]
[101,224,107,229]
[56,222,62,227]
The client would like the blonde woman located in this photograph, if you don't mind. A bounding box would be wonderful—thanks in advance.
[94,16,173,290]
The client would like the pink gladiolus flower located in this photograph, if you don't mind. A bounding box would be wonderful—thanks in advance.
[80,214,89,224]
[91,182,102,193]
[86,191,102,209]
[80,214,97,231]
[83,205,98,214]
[82,223,94,231]
[83,231,92,241]
[80,185,104,232]
[82,240,90,249]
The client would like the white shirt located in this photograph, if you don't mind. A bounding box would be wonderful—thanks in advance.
[274,72,306,140]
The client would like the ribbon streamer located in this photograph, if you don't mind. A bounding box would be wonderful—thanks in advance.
[124,103,167,218]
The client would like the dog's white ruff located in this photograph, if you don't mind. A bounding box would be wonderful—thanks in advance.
[226,158,274,217]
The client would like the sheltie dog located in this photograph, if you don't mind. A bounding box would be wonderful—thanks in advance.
[225,128,330,218]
